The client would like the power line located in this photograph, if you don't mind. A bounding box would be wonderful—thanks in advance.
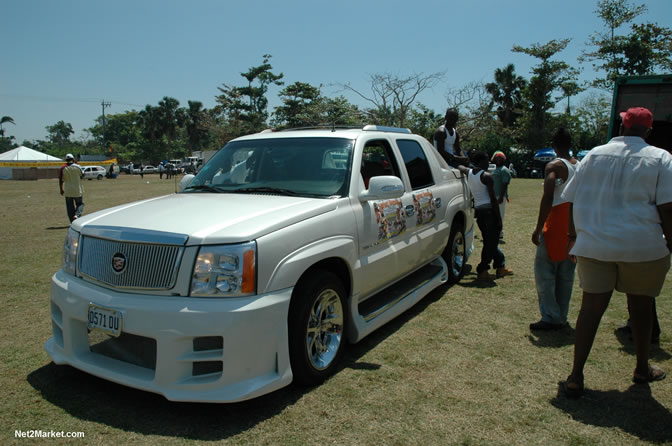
[0,93,144,108]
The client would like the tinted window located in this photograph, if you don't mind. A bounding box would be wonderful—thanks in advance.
[397,139,434,189]
[361,139,401,189]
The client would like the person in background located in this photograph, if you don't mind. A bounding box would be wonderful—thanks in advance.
[434,108,469,168]
[457,151,513,280]
[562,107,672,397]
[159,163,165,179]
[491,151,511,238]
[530,128,578,331]
[616,303,661,344]
[58,153,84,223]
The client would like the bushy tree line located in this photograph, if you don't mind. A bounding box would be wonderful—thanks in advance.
[2,0,669,165]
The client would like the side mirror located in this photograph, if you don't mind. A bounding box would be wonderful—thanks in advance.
[358,176,404,202]
[178,174,195,192]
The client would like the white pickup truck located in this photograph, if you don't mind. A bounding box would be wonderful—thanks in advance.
[45,125,474,402]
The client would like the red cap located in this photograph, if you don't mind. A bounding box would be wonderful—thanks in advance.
[491,151,506,161]
[619,107,653,129]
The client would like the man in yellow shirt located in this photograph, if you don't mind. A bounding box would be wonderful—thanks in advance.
[58,153,84,223]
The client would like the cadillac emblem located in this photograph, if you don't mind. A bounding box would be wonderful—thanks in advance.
[112,253,127,274]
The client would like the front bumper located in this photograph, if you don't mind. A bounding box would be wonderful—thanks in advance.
[45,270,294,403]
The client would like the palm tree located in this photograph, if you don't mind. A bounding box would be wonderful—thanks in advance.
[485,64,527,128]
[185,101,208,152]
[0,116,15,137]
[559,81,583,115]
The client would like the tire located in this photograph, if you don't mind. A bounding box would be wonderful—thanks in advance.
[288,270,347,386]
[443,222,466,284]
[97,174,103,180]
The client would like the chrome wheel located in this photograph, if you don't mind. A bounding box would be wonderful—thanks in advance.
[443,224,466,284]
[450,230,465,278]
[305,289,344,370]
[289,271,347,385]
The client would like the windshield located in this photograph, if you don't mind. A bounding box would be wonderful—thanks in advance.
[184,137,353,198]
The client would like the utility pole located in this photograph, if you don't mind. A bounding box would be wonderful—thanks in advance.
[101,100,111,149]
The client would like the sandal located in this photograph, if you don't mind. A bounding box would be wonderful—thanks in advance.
[633,365,666,383]
[564,374,584,398]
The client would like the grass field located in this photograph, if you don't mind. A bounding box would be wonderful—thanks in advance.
[1,174,671,445]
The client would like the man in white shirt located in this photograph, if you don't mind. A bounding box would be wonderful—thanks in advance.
[58,153,84,223]
[457,151,513,280]
[561,107,672,397]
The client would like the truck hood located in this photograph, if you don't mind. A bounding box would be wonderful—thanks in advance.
[75,193,338,245]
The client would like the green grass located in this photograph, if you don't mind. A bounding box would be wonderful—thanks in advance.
[0,175,670,445]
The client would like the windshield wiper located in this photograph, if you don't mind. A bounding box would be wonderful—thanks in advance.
[235,187,298,196]
[184,184,224,193]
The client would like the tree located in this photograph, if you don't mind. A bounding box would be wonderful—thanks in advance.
[46,120,74,145]
[319,96,363,127]
[89,111,141,147]
[558,81,583,115]
[406,104,443,141]
[215,54,284,136]
[272,82,323,128]
[444,81,494,146]
[185,100,209,152]
[573,93,611,148]
[619,23,672,76]
[156,96,184,141]
[512,39,578,151]
[0,115,15,137]
[342,72,444,127]
[581,0,672,89]
[485,64,527,128]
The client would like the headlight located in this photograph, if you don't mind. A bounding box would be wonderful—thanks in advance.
[63,228,80,275]
[191,242,256,297]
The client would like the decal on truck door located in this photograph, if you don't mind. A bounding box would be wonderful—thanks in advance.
[374,199,406,243]
[413,191,436,226]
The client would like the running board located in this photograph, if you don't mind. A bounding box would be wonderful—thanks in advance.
[349,257,447,343]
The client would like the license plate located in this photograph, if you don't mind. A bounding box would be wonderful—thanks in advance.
[87,304,122,337]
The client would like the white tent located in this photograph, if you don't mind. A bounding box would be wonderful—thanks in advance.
[0,146,62,161]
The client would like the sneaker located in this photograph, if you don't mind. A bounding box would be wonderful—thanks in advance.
[530,320,566,331]
[495,267,513,278]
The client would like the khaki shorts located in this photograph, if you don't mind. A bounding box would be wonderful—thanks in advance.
[576,254,671,296]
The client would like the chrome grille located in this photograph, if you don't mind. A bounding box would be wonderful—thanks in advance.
[79,236,183,290]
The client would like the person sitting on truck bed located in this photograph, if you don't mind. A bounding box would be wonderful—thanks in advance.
[434,108,469,168]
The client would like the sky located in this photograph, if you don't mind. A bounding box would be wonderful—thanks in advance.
[2,0,671,144]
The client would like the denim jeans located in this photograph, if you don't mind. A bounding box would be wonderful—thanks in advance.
[475,208,504,273]
[65,196,84,223]
[534,234,576,324]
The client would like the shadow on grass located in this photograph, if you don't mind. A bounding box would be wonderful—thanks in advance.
[27,282,454,440]
[46,226,70,230]
[456,267,498,289]
[613,329,672,362]
[528,325,575,348]
[27,363,300,439]
[551,382,672,442]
